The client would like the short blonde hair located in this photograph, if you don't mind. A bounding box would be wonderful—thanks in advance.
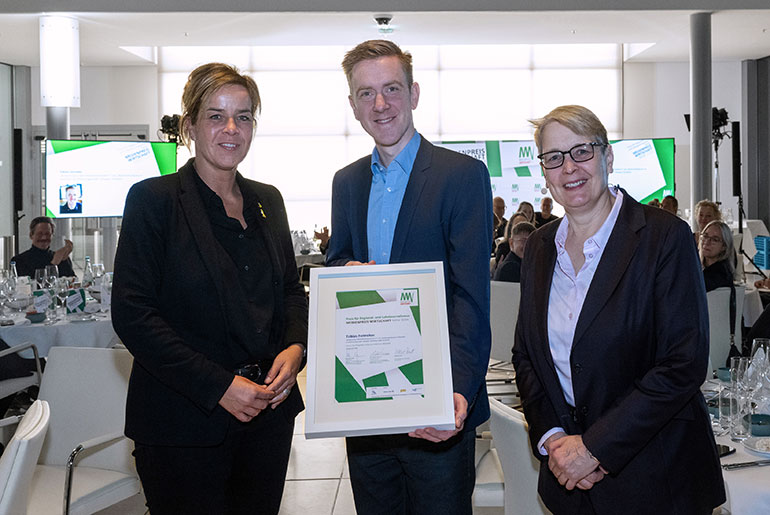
[530,105,609,154]
[178,63,261,148]
[342,40,413,91]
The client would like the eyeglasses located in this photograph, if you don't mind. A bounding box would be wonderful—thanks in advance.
[537,142,606,170]
[700,234,723,245]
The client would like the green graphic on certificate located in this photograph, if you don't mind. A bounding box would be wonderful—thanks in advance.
[335,288,423,403]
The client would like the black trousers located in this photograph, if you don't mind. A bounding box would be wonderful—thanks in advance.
[346,430,476,515]
[133,407,294,515]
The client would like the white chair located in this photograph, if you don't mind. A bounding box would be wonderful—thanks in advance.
[488,398,550,515]
[0,400,51,515]
[490,281,520,364]
[0,342,43,401]
[706,286,744,375]
[27,346,140,515]
[473,436,504,509]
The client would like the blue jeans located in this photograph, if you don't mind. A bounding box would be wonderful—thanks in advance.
[346,430,476,515]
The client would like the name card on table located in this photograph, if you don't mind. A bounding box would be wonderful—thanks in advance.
[32,289,55,313]
[66,289,87,313]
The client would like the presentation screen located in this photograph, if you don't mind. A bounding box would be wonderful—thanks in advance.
[45,140,178,219]
[436,138,675,217]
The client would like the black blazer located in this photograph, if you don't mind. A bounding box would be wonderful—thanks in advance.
[327,137,494,431]
[112,159,307,446]
[512,190,725,514]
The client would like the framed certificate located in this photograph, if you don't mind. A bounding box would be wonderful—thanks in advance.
[305,262,455,439]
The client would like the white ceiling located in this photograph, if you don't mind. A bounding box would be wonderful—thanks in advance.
[0,10,769,68]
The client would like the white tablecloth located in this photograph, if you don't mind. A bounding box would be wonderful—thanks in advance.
[743,286,764,327]
[0,314,119,358]
[295,252,325,267]
[716,434,770,515]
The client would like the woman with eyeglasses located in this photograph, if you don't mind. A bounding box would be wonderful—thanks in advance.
[699,220,736,292]
[512,105,725,514]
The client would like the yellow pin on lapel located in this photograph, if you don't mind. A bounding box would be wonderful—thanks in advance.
[258,202,267,219]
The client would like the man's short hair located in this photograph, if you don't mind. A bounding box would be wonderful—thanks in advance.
[29,216,55,234]
[663,195,678,211]
[511,221,536,237]
[530,105,609,154]
[342,40,414,91]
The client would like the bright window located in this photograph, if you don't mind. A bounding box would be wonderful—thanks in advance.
[159,44,622,232]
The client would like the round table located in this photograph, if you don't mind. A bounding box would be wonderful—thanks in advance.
[0,313,119,358]
[716,433,770,515]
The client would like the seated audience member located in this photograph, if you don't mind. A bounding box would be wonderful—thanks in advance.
[11,216,75,278]
[493,222,535,282]
[694,199,721,246]
[314,226,330,254]
[661,195,678,216]
[647,198,661,208]
[534,197,559,227]
[700,220,735,292]
[493,196,508,239]
[494,213,528,268]
[516,201,535,224]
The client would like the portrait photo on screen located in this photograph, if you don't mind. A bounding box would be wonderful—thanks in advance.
[59,184,83,214]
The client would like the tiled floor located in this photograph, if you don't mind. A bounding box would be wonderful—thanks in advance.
[96,368,505,515]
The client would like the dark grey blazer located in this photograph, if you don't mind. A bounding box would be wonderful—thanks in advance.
[327,137,494,431]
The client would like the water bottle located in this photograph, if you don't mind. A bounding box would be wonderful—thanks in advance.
[82,256,94,288]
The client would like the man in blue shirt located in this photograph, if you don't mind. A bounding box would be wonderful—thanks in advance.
[327,40,494,515]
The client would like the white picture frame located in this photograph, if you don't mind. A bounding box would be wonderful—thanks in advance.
[305,261,455,439]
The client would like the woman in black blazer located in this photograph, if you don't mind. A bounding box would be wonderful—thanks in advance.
[512,105,724,514]
[112,63,307,515]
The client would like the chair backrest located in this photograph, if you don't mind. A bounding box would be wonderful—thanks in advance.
[37,347,134,475]
[490,281,520,363]
[706,287,732,373]
[488,398,549,515]
[0,400,50,515]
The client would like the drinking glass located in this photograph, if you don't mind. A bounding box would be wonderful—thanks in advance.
[8,292,32,322]
[92,263,105,279]
[0,271,10,322]
[45,265,59,285]
[730,356,752,441]
[34,268,46,290]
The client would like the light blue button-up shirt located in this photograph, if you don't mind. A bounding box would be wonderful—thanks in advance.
[366,132,421,264]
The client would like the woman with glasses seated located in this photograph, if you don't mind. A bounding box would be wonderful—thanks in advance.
[699,220,735,292]
[512,105,724,514]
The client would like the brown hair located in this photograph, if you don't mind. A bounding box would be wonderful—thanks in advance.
[29,216,55,236]
[511,221,536,237]
[530,105,609,153]
[178,63,261,148]
[342,40,413,90]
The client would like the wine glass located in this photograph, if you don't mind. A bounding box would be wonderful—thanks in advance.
[0,271,11,322]
[45,265,59,286]
[92,263,105,280]
[55,277,72,319]
[34,268,46,290]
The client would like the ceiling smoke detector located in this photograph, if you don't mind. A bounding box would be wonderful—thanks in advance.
[374,14,394,34]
